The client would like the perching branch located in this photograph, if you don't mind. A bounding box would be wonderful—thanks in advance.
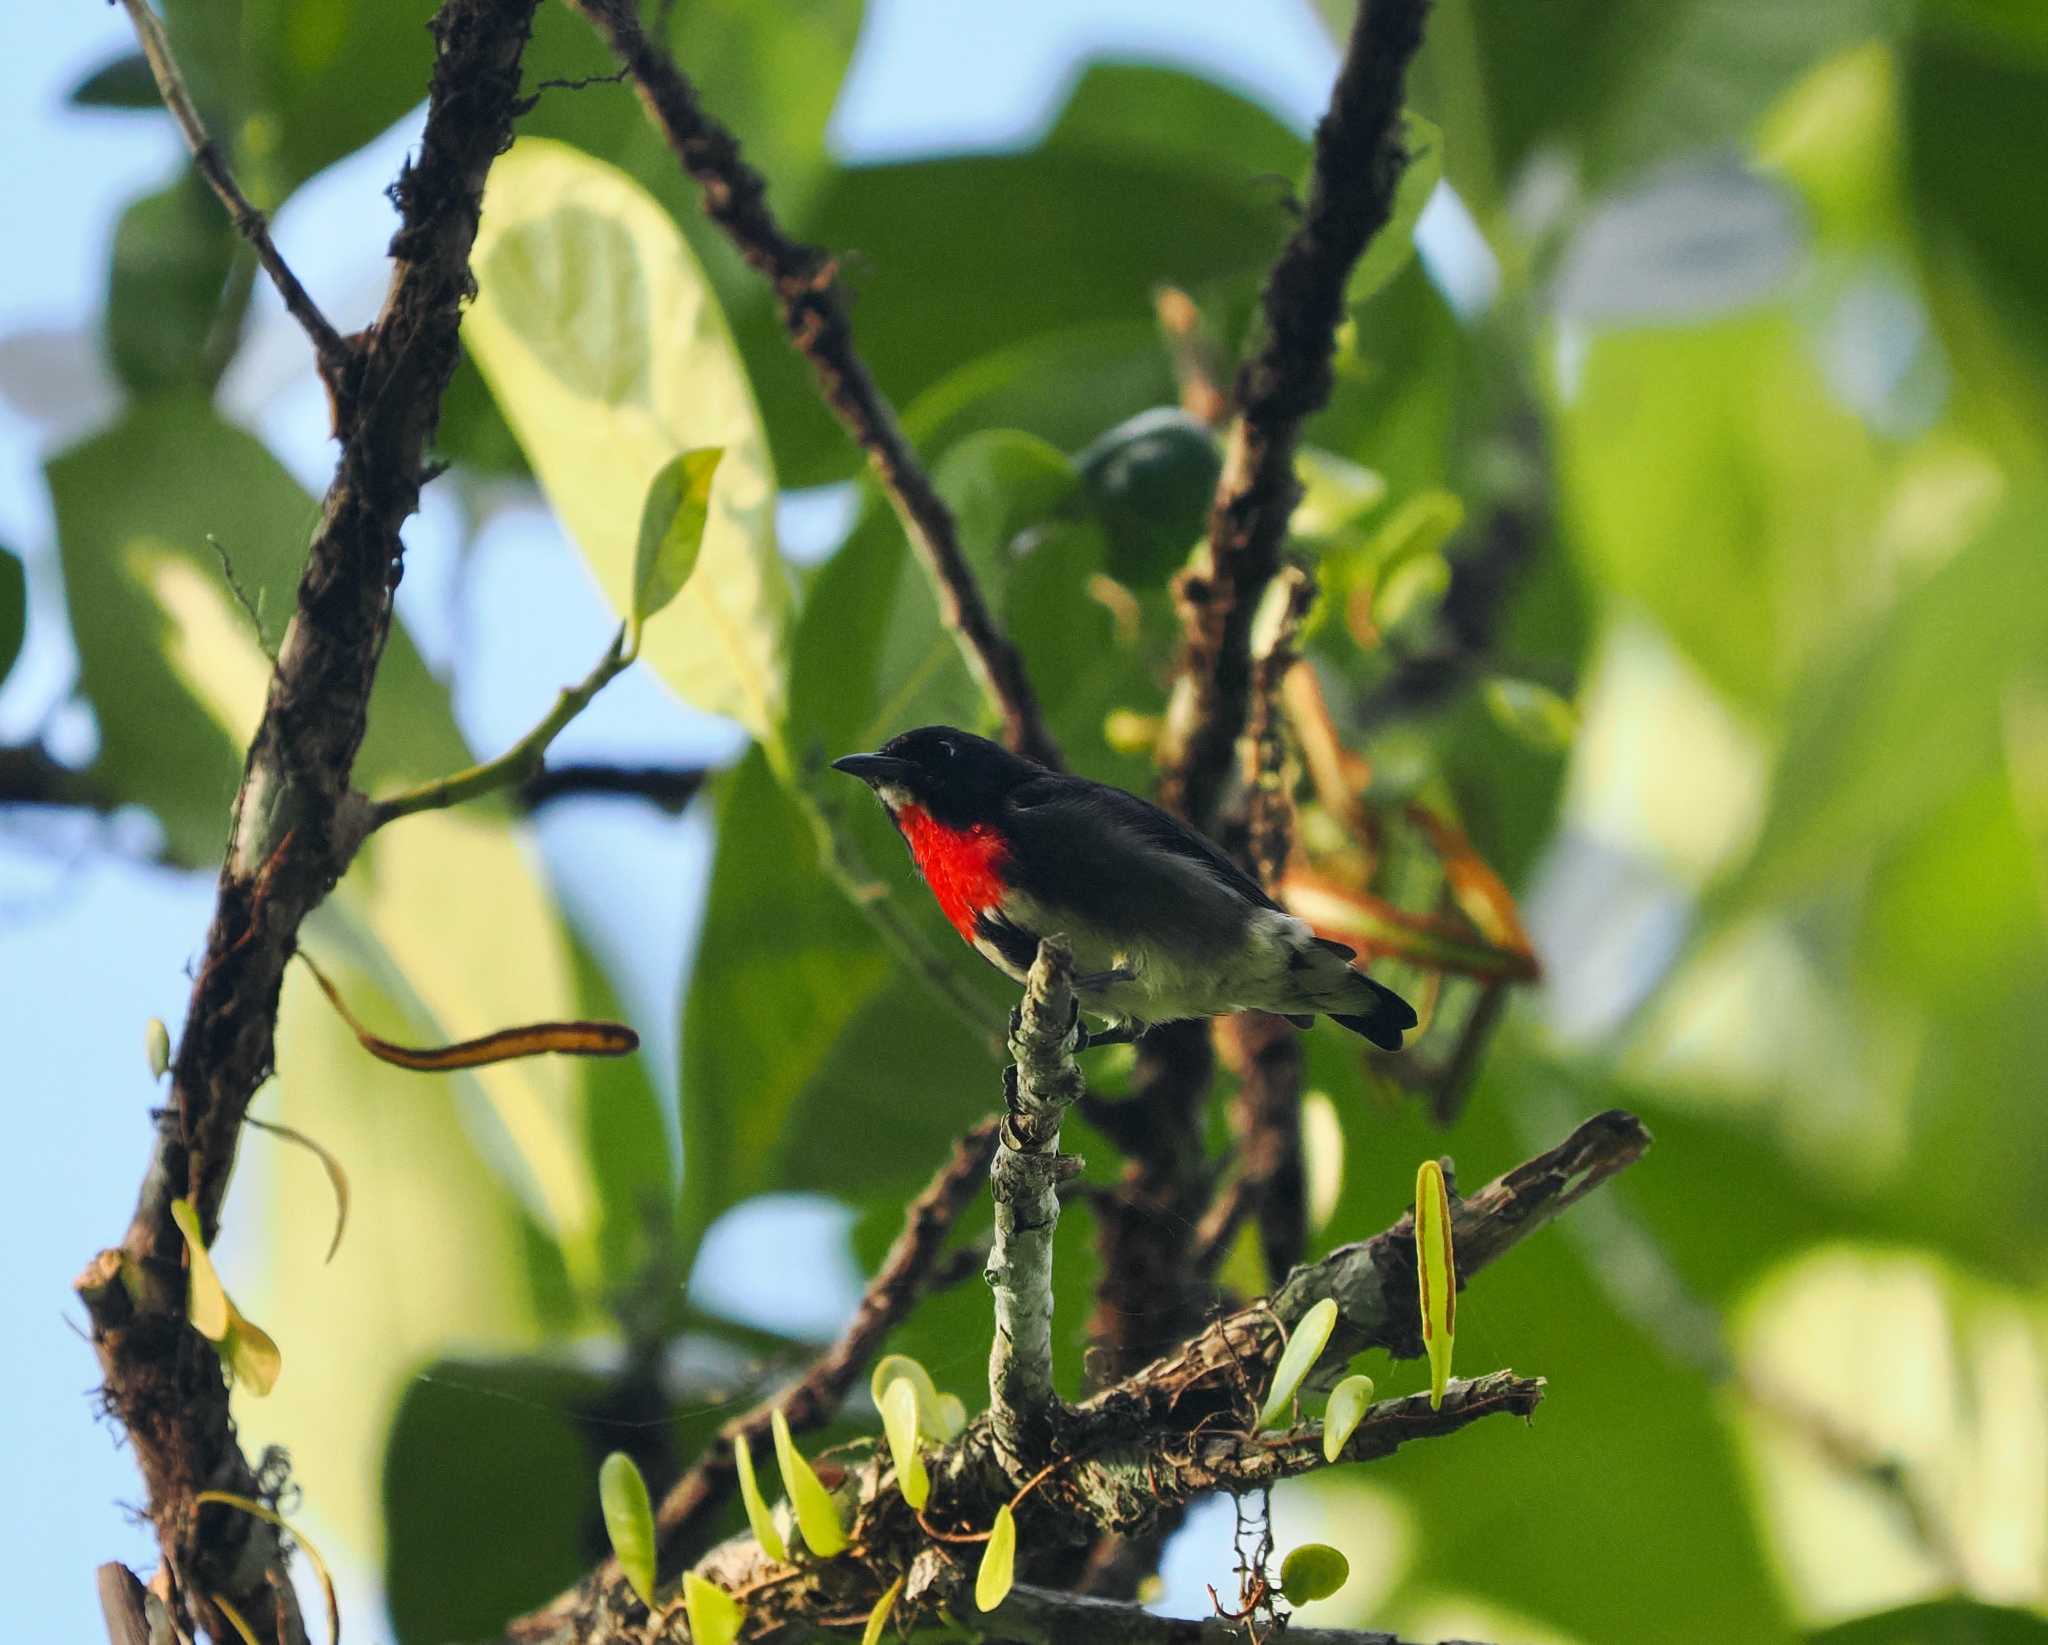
[113,0,353,390]
[74,4,541,1639]
[1159,0,1431,826]
[988,939,1087,1478]
[564,0,1060,769]
[515,761,709,813]
[508,1119,1001,1642]
[498,1110,1647,1645]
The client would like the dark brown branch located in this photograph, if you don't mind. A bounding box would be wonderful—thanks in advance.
[503,1114,1639,1645]
[115,0,354,391]
[991,1583,1455,1645]
[74,5,541,1639]
[510,1118,1000,1641]
[564,0,1060,769]
[515,761,710,813]
[0,742,114,811]
[1160,0,1431,826]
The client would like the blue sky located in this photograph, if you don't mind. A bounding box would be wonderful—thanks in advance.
[0,2,1343,1637]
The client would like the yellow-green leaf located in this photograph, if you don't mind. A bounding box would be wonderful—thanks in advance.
[245,1115,350,1264]
[871,1353,948,1436]
[169,1197,230,1342]
[1259,1296,1339,1429]
[933,1392,968,1440]
[771,1408,846,1557]
[1322,1373,1375,1463]
[733,1431,789,1562]
[1416,1157,1456,1409]
[881,1375,929,1510]
[598,1451,658,1606]
[222,1304,281,1397]
[975,1503,1016,1612]
[631,447,723,640]
[683,1573,744,1645]
[467,140,789,741]
[145,1017,171,1080]
[1350,111,1443,302]
[862,1576,904,1645]
[1278,1542,1351,1604]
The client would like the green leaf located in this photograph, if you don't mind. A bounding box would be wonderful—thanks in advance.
[862,1576,904,1645]
[683,1573,745,1645]
[1805,1600,2048,1645]
[771,1408,847,1557]
[1260,1296,1340,1428]
[733,1432,789,1562]
[1075,408,1220,586]
[880,1376,929,1510]
[169,1197,230,1341]
[1322,1373,1376,1463]
[599,1451,658,1606]
[0,543,22,685]
[1278,1542,1351,1605]
[68,51,161,109]
[933,1391,969,1441]
[1351,112,1443,303]
[1483,677,1579,753]
[466,140,789,742]
[630,447,723,640]
[871,1354,945,1437]
[1416,1157,1456,1409]
[746,65,1308,486]
[975,1503,1017,1612]
[220,1306,281,1398]
[145,1017,171,1081]
[105,171,240,396]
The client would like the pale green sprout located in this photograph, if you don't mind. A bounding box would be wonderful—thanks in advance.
[862,1575,904,1645]
[145,1017,171,1079]
[628,447,723,652]
[597,1451,657,1607]
[1258,1296,1339,1429]
[1322,1373,1376,1463]
[1416,1157,1456,1408]
[169,1196,281,1395]
[771,1407,847,1556]
[732,1431,788,1562]
[1279,1542,1351,1605]
[975,1503,1017,1612]
[881,1375,930,1509]
[683,1573,744,1645]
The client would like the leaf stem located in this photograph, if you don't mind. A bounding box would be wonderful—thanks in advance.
[367,626,629,829]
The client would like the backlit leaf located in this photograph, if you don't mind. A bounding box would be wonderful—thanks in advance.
[169,1197,229,1342]
[881,1376,929,1510]
[1279,1542,1351,1605]
[862,1576,904,1645]
[598,1451,657,1606]
[1260,1296,1340,1429]
[630,447,723,640]
[683,1573,744,1645]
[975,1503,1017,1612]
[1416,1157,1457,1409]
[733,1432,789,1563]
[771,1408,846,1557]
[467,140,788,740]
[1323,1373,1376,1463]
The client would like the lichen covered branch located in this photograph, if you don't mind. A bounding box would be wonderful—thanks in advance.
[988,939,1087,1477]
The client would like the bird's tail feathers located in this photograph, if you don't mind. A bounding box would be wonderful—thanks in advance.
[1284,937,1418,1050]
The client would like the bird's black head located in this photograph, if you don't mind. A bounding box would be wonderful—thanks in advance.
[831,726,1042,827]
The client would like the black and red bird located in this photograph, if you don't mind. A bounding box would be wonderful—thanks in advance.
[832,726,1417,1048]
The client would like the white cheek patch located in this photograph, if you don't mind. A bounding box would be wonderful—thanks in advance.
[875,782,915,812]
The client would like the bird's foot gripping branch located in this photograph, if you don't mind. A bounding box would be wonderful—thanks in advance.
[527,1056,1652,1645]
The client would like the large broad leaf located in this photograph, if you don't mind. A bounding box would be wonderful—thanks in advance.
[1557,309,1886,720]
[0,543,23,685]
[105,169,243,396]
[1381,0,1894,210]
[1807,1601,2048,1645]
[466,139,789,742]
[731,61,1309,486]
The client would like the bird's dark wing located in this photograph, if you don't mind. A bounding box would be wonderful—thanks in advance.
[1003,773,1287,916]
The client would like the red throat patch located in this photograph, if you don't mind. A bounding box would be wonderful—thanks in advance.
[895,804,1008,941]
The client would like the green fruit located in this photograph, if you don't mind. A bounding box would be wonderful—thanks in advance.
[1075,407,1221,586]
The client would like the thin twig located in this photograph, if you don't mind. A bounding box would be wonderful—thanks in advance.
[114,0,354,389]
[1159,0,1431,826]
[563,0,1060,769]
[368,626,629,828]
[514,761,709,813]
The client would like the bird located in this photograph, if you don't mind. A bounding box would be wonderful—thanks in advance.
[831,726,1417,1049]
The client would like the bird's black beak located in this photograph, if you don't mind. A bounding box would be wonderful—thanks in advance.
[830,752,915,787]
